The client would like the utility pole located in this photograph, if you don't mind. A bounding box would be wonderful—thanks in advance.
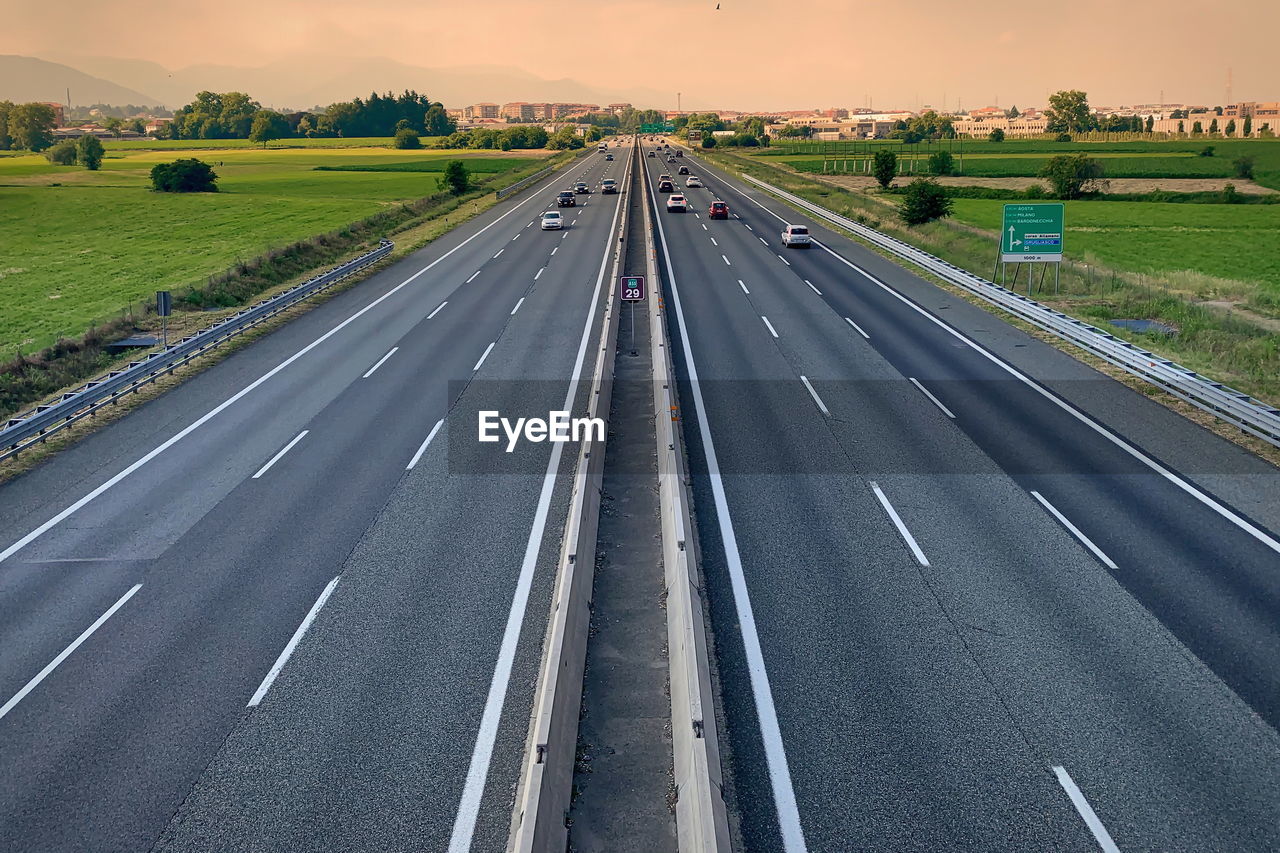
[677,92,682,114]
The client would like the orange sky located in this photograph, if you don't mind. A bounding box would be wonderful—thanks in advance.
[2,0,1275,110]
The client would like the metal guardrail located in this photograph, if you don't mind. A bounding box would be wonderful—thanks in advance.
[644,148,733,853]
[740,174,1280,448]
[507,141,633,853]
[1,239,394,462]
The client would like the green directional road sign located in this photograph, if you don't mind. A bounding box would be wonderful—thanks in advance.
[1001,203,1065,263]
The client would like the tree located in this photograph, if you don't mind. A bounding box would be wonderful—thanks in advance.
[700,133,716,149]
[424,103,456,136]
[1243,116,1253,137]
[439,159,470,195]
[872,149,897,188]
[103,117,124,138]
[1039,154,1106,199]
[988,128,1006,142]
[1006,105,1020,119]
[151,158,218,192]
[128,118,146,134]
[1225,119,1236,136]
[1177,121,1184,134]
[45,140,77,165]
[1209,118,1219,135]
[1145,115,1154,133]
[1192,121,1203,135]
[1214,106,1223,116]
[927,150,955,175]
[0,101,12,150]
[1233,156,1255,179]
[249,110,289,147]
[899,179,953,225]
[76,134,105,170]
[393,128,421,149]
[9,102,57,151]
[1044,90,1094,134]
[547,125,583,149]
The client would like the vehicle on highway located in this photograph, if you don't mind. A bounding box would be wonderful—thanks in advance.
[601,179,618,194]
[677,165,690,175]
[574,181,591,194]
[557,191,576,207]
[540,211,564,229]
[708,200,729,219]
[605,153,614,160]
[685,176,703,188]
[666,194,688,212]
[658,179,675,193]
[675,149,684,157]
[667,156,677,163]
[647,150,656,157]
[781,224,812,247]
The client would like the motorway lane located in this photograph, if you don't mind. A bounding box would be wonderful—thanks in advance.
[684,148,1280,727]
[642,145,1280,851]
[0,144,627,852]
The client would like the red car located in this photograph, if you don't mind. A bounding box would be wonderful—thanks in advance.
[708,201,729,219]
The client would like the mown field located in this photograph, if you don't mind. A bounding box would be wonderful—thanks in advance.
[0,146,542,353]
[760,139,1280,190]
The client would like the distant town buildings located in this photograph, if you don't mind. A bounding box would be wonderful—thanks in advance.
[497,102,601,121]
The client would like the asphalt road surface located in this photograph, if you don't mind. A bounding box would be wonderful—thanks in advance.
[0,143,629,853]
[641,142,1280,853]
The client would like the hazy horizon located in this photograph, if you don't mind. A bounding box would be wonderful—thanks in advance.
[3,0,1278,111]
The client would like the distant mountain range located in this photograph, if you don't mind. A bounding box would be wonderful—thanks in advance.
[0,56,163,107]
[3,53,690,112]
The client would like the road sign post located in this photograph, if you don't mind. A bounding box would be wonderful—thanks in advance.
[620,275,645,303]
[997,203,1064,296]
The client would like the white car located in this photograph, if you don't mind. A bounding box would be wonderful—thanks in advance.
[666,194,688,212]
[781,224,811,248]
[541,211,564,230]
[685,176,702,188]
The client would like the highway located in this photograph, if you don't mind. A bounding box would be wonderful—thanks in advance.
[0,144,628,852]
[2,132,1278,853]
[640,142,1280,851]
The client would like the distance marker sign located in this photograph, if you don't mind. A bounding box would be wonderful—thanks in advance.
[1001,203,1065,263]
[620,275,645,302]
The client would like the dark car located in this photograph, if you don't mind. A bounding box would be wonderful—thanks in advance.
[658,179,675,193]
[677,165,690,175]
[605,153,614,161]
[648,150,656,157]
[574,182,591,194]
[708,200,729,219]
[675,150,684,157]
[557,191,576,207]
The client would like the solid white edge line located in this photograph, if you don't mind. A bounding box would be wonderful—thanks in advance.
[0,583,143,722]
[804,280,822,296]
[428,301,448,320]
[730,180,1280,558]
[738,280,750,295]
[845,317,870,339]
[1032,491,1119,570]
[647,164,809,853]
[0,166,569,566]
[472,342,496,372]
[871,481,930,566]
[406,419,445,470]
[511,297,525,315]
[362,346,399,379]
[251,430,309,479]
[247,575,340,707]
[799,375,829,416]
[1053,765,1122,853]
[761,316,779,339]
[466,270,481,283]
[908,377,956,419]
[447,149,626,853]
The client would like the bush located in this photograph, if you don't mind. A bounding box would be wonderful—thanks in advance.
[1233,156,1255,179]
[439,159,470,195]
[151,158,218,192]
[927,150,955,176]
[393,128,421,149]
[988,128,1005,142]
[1221,183,1241,204]
[701,135,717,148]
[45,140,78,165]
[1198,145,1215,157]
[1039,153,1106,199]
[1024,183,1047,199]
[1055,133,1072,142]
[899,178,953,225]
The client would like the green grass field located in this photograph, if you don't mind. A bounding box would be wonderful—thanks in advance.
[0,147,543,353]
[946,199,1280,296]
[759,139,1280,190]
